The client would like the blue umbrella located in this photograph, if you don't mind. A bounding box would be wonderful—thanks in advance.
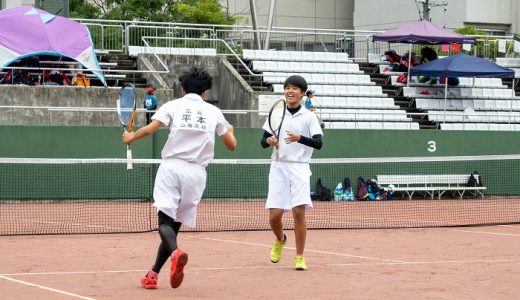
[410,54,514,78]
[410,54,515,124]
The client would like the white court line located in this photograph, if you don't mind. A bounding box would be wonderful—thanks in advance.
[28,220,125,231]
[198,237,406,263]
[330,258,520,267]
[448,228,520,237]
[1,270,147,276]
[498,224,520,228]
[4,257,520,277]
[0,274,95,300]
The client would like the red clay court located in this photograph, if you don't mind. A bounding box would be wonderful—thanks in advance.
[1,225,519,299]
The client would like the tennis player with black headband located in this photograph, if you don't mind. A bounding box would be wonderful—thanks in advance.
[123,67,237,289]
[260,75,324,271]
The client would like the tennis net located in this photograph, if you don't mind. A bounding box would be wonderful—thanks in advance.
[1,156,519,235]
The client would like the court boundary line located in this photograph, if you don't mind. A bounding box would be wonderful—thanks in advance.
[198,237,406,263]
[447,228,520,237]
[0,274,95,300]
[3,257,520,278]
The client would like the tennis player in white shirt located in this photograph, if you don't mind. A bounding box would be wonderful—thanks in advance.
[123,67,237,290]
[260,75,323,271]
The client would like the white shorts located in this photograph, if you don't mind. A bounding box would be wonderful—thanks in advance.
[266,161,313,210]
[153,159,206,228]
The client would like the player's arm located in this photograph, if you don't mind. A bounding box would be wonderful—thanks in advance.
[220,126,237,151]
[123,119,162,145]
[298,134,323,149]
[260,130,274,148]
[284,131,323,149]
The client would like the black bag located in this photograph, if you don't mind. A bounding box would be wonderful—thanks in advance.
[316,178,332,201]
[467,172,480,187]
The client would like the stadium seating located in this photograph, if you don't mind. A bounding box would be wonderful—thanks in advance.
[496,58,520,78]
[128,46,217,57]
[324,121,419,130]
[440,123,520,131]
[248,49,420,129]
[242,49,352,63]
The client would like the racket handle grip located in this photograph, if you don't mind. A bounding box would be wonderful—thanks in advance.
[126,146,133,170]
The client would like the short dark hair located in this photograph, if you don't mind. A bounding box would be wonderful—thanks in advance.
[306,90,314,97]
[179,67,213,95]
[283,75,307,92]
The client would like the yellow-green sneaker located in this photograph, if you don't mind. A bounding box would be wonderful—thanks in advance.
[294,256,308,271]
[270,234,287,263]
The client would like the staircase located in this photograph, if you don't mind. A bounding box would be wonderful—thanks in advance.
[93,53,149,88]
[227,55,271,92]
[502,77,520,97]
[358,61,437,129]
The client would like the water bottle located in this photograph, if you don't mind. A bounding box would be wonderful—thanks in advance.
[334,183,343,201]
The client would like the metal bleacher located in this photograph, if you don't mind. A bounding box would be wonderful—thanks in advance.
[496,58,520,78]
[406,79,520,130]
[246,49,419,130]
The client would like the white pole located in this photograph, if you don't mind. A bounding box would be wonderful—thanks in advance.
[443,79,448,125]
[509,78,515,125]
[264,0,277,50]
[406,43,412,87]
[249,0,262,50]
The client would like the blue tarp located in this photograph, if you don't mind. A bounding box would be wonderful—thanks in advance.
[410,54,514,78]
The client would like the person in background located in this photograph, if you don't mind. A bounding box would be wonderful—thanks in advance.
[419,47,440,84]
[303,90,315,111]
[123,67,237,290]
[144,86,158,125]
[303,90,324,128]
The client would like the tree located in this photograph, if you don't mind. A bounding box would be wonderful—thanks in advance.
[70,0,239,25]
[454,26,485,36]
[69,0,102,19]
[174,0,238,25]
[454,26,496,58]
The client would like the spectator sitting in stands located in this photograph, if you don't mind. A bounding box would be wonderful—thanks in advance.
[418,47,440,84]
[44,69,71,86]
[384,50,408,72]
[401,51,420,68]
[421,46,438,63]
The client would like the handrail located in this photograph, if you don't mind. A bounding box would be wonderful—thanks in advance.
[140,36,261,78]
[125,24,216,54]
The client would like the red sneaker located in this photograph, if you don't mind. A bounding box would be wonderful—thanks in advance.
[170,249,188,288]
[140,271,158,289]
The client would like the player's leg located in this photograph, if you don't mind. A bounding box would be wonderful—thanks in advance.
[160,215,186,289]
[140,212,182,289]
[266,162,291,263]
[168,160,206,288]
[287,163,312,270]
[158,211,180,252]
[292,205,307,255]
[292,205,308,270]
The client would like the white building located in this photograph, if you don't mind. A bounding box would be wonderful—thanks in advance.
[2,0,519,35]
[224,0,519,35]
[223,0,354,30]
[354,0,520,35]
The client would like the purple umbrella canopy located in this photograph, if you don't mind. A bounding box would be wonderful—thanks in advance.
[372,20,476,45]
[0,6,106,85]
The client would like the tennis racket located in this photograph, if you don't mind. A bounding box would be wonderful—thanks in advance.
[267,99,287,160]
[117,84,137,170]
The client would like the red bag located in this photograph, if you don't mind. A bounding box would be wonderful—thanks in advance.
[396,73,407,84]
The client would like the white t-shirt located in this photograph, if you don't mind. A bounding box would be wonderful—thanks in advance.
[262,106,323,163]
[152,93,231,167]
